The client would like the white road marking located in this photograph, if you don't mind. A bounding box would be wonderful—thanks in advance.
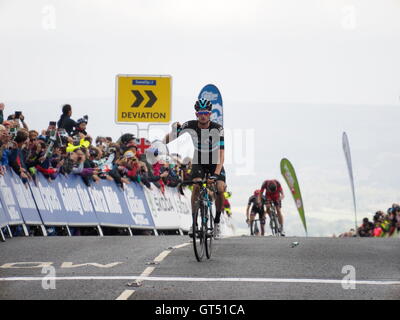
[0,262,124,269]
[141,267,155,277]
[172,243,191,249]
[113,241,189,300]
[153,250,172,263]
[1,276,399,286]
[60,262,123,269]
[116,290,135,300]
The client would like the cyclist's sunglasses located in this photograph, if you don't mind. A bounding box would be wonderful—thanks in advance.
[196,111,211,116]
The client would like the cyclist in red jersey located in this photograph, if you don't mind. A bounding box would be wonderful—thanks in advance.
[261,179,285,236]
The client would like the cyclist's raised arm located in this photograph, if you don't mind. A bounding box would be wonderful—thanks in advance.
[163,122,181,144]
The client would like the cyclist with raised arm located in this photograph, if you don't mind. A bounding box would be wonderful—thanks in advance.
[163,99,226,239]
[246,189,267,236]
[261,179,285,236]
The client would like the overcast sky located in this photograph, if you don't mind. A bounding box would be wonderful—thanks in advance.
[1,0,399,236]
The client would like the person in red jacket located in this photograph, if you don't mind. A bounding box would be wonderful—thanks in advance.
[261,179,285,236]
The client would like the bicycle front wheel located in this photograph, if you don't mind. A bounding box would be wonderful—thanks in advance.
[205,206,214,259]
[270,212,280,237]
[193,204,206,262]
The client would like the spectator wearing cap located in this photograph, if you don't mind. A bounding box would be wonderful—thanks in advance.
[57,104,76,136]
[72,116,88,137]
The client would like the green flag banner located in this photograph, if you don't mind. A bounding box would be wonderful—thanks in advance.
[280,158,307,235]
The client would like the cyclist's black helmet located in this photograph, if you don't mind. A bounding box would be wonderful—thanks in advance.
[194,99,212,111]
[268,182,277,192]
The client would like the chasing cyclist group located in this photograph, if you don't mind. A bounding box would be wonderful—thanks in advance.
[246,180,285,237]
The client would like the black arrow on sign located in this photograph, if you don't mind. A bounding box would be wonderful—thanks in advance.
[144,90,157,108]
[131,90,144,108]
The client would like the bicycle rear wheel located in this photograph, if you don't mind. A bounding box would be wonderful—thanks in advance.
[193,204,206,262]
[205,206,214,259]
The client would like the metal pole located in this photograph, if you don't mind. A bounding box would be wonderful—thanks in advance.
[97,225,104,237]
[6,225,12,238]
[22,224,29,236]
[66,226,72,237]
[41,225,48,236]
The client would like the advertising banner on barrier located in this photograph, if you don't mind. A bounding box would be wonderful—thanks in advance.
[8,170,43,225]
[0,169,24,225]
[123,183,155,228]
[29,173,68,225]
[88,180,134,227]
[170,188,191,231]
[52,175,99,226]
[0,199,8,227]
[143,186,180,229]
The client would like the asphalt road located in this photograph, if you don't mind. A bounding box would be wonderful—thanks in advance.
[0,235,399,300]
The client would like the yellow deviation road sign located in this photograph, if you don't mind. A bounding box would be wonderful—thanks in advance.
[115,75,172,123]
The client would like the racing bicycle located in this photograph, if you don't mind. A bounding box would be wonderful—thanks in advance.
[181,176,216,262]
[267,201,282,236]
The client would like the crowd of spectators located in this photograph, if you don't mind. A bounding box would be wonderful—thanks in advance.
[338,203,400,238]
[0,103,193,192]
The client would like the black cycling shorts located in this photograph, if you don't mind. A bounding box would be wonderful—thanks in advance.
[190,164,226,183]
[251,206,266,223]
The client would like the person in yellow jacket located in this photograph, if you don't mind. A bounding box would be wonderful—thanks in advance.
[66,135,91,153]
[223,191,232,217]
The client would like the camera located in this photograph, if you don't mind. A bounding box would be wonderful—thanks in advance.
[9,127,17,139]
[89,148,98,158]
[49,130,57,142]
[14,111,22,119]
[72,135,81,146]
